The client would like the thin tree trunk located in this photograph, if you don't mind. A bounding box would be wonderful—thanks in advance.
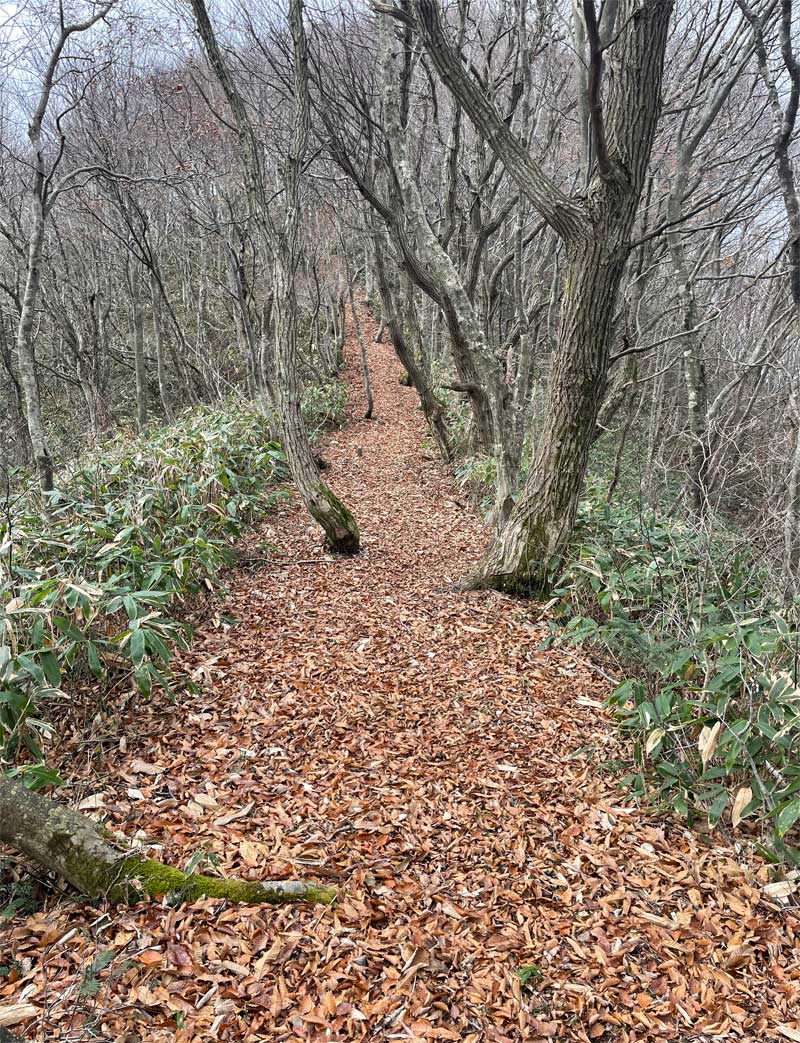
[16,194,53,491]
[344,256,374,419]
[131,273,148,431]
[150,270,174,423]
[373,229,452,459]
[189,0,359,553]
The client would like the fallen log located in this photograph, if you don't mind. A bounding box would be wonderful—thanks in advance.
[0,776,335,906]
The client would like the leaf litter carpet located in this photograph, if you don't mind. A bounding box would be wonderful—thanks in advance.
[4,314,800,1043]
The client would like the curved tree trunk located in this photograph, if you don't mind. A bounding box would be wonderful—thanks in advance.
[189,0,360,555]
[0,775,334,906]
[272,253,360,553]
[373,229,452,460]
[409,0,673,593]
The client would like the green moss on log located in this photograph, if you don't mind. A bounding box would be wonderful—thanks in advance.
[105,857,337,905]
[314,484,360,554]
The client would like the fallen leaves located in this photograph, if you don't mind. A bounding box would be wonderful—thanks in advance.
[3,313,800,1041]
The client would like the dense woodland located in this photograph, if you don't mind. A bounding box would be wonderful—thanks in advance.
[5,0,800,1039]
[2,0,799,577]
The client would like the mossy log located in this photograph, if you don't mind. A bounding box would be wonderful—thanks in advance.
[0,776,335,906]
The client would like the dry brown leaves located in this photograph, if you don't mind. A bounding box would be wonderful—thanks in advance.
[3,309,800,1041]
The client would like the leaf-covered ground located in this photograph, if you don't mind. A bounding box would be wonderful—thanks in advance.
[3,311,800,1042]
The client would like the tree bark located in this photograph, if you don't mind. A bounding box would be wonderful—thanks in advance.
[15,194,53,491]
[373,228,452,460]
[409,0,673,592]
[150,270,174,423]
[0,776,334,906]
[130,267,148,431]
[344,256,374,419]
[189,0,360,554]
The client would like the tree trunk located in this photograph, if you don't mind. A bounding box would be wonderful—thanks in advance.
[373,229,452,459]
[273,251,360,551]
[131,274,148,431]
[470,239,625,591]
[344,259,374,419]
[0,775,334,906]
[16,193,54,492]
[150,270,174,424]
[409,0,673,592]
[189,0,359,553]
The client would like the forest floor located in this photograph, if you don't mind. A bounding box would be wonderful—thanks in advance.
[4,309,800,1043]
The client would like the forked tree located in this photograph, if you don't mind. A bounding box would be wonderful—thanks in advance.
[401,0,674,592]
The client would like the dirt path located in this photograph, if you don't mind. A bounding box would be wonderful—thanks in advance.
[5,311,800,1042]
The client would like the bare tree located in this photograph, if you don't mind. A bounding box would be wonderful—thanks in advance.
[401,0,673,591]
[189,0,360,553]
[14,1,116,491]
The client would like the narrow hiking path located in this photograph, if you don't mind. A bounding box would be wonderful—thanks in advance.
[5,308,800,1043]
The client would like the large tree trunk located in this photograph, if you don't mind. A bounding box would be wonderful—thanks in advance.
[410,0,673,593]
[0,775,334,906]
[471,239,625,592]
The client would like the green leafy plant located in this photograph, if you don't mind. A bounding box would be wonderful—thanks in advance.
[547,482,800,859]
[1,403,287,762]
[301,380,347,435]
[80,950,116,997]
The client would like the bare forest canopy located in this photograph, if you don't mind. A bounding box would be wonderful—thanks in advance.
[0,0,798,587]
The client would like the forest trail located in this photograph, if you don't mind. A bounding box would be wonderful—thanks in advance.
[7,309,800,1042]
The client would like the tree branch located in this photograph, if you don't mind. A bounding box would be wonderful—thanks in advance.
[404,0,589,241]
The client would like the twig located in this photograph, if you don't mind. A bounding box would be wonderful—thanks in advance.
[236,556,335,568]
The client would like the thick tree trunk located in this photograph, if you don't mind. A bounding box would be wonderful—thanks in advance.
[470,240,624,592]
[0,776,334,905]
[410,0,673,592]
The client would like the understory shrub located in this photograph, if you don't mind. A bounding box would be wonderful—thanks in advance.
[301,380,347,435]
[0,404,288,773]
[546,479,800,860]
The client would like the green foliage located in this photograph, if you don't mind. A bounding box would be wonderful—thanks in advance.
[454,455,497,512]
[1,877,38,921]
[79,950,116,997]
[515,965,543,987]
[548,481,800,858]
[301,380,347,435]
[0,404,287,762]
